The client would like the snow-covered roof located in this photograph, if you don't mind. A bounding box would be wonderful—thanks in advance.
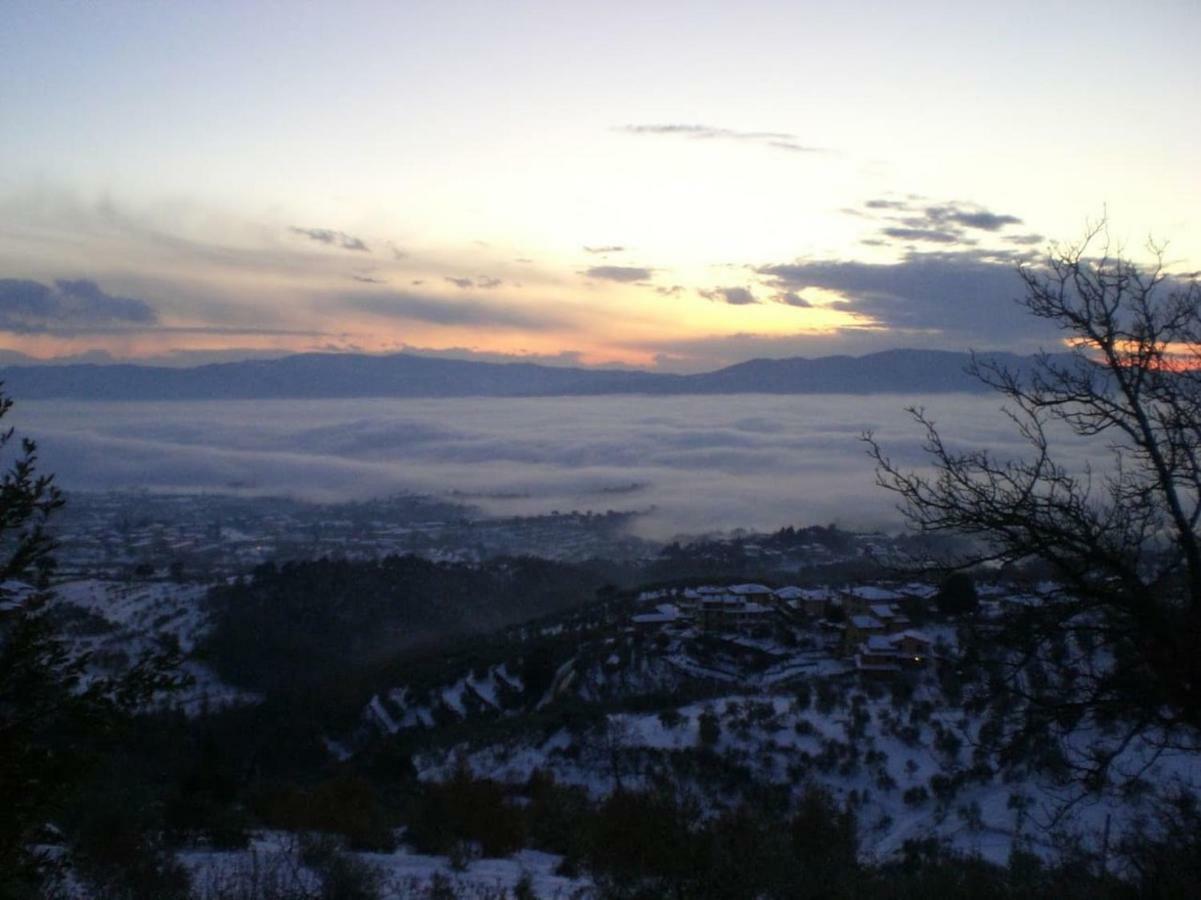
[864,634,895,652]
[869,603,897,618]
[845,585,902,601]
[849,614,884,630]
[727,583,772,596]
[773,586,806,600]
[701,595,745,606]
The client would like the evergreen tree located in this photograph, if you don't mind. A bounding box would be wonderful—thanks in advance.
[0,385,180,894]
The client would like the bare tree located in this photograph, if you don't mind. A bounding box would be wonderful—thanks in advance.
[864,222,1201,789]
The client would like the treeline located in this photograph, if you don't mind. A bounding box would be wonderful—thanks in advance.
[202,554,629,701]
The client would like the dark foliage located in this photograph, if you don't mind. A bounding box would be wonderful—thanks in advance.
[203,555,616,703]
[0,386,182,895]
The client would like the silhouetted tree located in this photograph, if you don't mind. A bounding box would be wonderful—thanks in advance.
[865,222,1201,788]
[0,385,181,892]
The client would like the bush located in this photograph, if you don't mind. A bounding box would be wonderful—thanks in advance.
[257,776,394,852]
[406,767,525,858]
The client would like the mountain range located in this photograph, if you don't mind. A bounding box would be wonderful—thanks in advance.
[0,348,1057,401]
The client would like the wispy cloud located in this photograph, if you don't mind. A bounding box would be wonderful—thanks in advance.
[851,197,1032,249]
[290,226,370,252]
[343,291,556,330]
[582,265,653,283]
[772,291,812,308]
[618,123,823,154]
[880,227,962,244]
[445,276,503,290]
[584,245,626,254]
[698,286,758,305]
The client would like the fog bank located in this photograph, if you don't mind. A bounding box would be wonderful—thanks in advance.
[11,394,1100,538]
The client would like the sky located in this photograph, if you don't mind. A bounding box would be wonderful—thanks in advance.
[1,0,1199,372]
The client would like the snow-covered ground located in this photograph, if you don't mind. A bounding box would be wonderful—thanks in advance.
[50,578,258,713]
[182,832,590,899]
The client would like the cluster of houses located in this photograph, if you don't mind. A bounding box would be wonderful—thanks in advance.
[632,582,938,675]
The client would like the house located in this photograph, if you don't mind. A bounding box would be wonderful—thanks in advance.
[631,603,684,629]
[891,629,933,665]
[843,613,885,653]
[775,585,834,617]
[841,585,904,617]
[855,634,902,676]
[853,629,934,676]
[869,603,912,634]
[726,583,774,602]
[696,594,776,632]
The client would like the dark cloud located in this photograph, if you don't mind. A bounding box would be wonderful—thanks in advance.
[385,241,406,260]
[584,245,625,254]
[445,277,474,289]
[654,285,685,297]
[925,205,1022,232]
[0,278,157,334]
[1006,233,1045,246]
[618,124,823,154]
[290,227,370,252]
[582,266,653,283]
[756,250,1060,345]
[854,198,1026,248]
[345,292,556,330]
[477,276,502,289]
[880,227,963,244]
[699,286,758,306]
[773,291,812,308]
[352,274,386,284]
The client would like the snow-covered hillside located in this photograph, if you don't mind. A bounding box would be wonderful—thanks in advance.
[356,582,1201,874]
[50,578,256,713]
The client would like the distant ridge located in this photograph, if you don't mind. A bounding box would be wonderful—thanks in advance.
[0,349,1056,401]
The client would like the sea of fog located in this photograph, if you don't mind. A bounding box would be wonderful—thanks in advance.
[11,394,1101,538]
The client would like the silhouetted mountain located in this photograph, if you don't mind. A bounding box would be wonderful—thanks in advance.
[0,349,1060,400]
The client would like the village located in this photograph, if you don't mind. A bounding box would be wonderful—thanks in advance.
[628,581,973,678]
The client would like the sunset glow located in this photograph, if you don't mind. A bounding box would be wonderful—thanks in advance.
[2,1,1198,371]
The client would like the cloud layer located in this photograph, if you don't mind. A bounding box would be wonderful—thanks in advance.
[290,227,370,252]
[582,265,653,283]
[20,393,1104,539]
[757,251,1059,345]
[852,197,1038,248]
[343,290,555,330]
[618,124,822,154]
[0,278,157,334]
